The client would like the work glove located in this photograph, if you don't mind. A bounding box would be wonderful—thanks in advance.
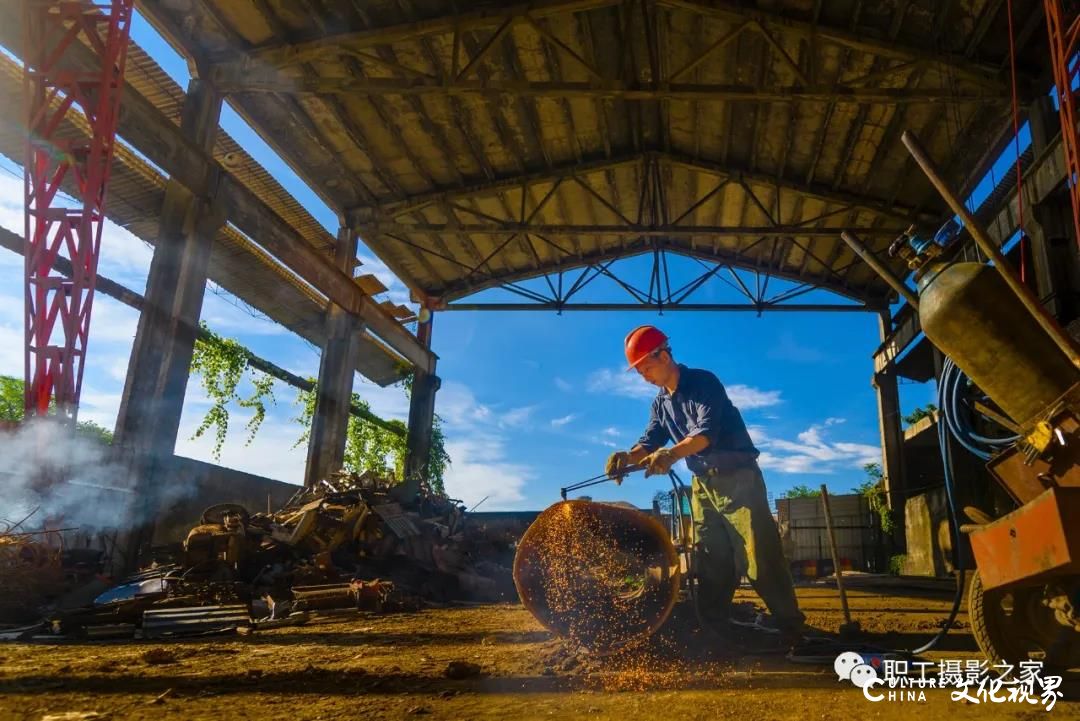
[605,451,631,484]
[643,448,676,478]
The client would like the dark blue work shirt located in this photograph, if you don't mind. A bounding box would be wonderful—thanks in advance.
[635,364,760,476]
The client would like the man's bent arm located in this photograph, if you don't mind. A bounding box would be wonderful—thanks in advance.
[665,434,710,461]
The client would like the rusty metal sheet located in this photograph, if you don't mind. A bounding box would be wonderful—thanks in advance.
[969,487,1080,591]
[372,503,420,539]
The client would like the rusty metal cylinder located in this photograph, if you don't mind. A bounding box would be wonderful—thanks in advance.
[513,501,680,651]
[917,261,1079,426]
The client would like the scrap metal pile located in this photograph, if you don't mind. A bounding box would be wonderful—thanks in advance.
[1,470,516,640]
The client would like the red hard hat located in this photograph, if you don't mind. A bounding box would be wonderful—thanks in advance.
[624,325,669,369]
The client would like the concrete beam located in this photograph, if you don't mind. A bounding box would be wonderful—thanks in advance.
[0,19,434,375]
[304,228,363,488]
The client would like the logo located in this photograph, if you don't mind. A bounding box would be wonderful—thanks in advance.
[833,653,1064,711]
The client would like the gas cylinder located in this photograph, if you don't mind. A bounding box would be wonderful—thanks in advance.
[917,261,1078,427]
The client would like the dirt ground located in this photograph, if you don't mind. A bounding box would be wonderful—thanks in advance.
[1,584,1076,720]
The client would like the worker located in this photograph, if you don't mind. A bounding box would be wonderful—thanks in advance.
[605,325,805,645]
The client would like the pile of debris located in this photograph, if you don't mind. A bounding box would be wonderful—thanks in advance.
[3,470,516,640]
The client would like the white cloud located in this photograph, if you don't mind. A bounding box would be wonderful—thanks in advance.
[725,384,782,410]
[353,375,410,421]
[550,413,576,428]
[587,367,655,400]
[756,421,880,475]
[586,367,782,413]
[824,417,846,426]
[0,168,153,287]
[602,427,620,437]
[554,377,572,392]
[175,404,307,485]
[441,434,531,509]
[499,405,535,429]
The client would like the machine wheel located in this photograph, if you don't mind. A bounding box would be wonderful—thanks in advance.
[969,570,1080,669]
[200,503,250,526]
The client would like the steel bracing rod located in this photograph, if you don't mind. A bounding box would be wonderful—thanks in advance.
[498,281,556,304]
[671,263,725,304]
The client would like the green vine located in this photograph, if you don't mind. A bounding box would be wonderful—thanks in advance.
[189,322,276,459]
[188,325,449,491]
[293,373,450,495]
[856,462,896,535]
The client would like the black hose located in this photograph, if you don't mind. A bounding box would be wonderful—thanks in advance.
[907,369,969,655]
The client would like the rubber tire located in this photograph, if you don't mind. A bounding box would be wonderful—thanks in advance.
[969,569,1029,665]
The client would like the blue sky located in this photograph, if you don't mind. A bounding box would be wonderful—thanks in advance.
[9,10,1035,513]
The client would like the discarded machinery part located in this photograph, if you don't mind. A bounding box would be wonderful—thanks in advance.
[513,500,681,651]
[291,583,358,611]
[142,605,251,639]
[287,507,320,545]
[84,623,136,639]
[372,503,421,539]
[901,130,1080,371]
[839,230,920,309]
[968,570,1080,667]
[93,575,169,605]
[351,504,372,541]
[200,503,251,526]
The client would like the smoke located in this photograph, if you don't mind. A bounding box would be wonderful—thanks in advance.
[0,418,180,533]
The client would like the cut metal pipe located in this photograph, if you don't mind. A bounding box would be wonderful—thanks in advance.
[840,230,920,309]
[901,130,1080,370]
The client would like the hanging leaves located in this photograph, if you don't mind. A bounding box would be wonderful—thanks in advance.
[189,322,276,459]
[189,324,450,491]
[292,374,450,496]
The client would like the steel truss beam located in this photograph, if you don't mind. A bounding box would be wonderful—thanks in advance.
[361,222,907,238]
[367,151,933,225]
[217,0,1005,95]
[443,302,872,311]
[23,0,134,421]
[207,73,1003,104]
[441,239,877,311]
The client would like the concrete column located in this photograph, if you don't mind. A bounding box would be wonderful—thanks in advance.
[397,311,439,502]
[115,78,224,566]
[873,310,906,515]
[1027,96,1080,323]
[303,227,362,487]
[114,78,224,452]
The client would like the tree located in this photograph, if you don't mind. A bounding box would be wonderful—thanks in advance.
[652,490,673,515]
[903,404,938,426]
[0,375,114,445]
[855,462,895,535]
[785,484,821,498]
